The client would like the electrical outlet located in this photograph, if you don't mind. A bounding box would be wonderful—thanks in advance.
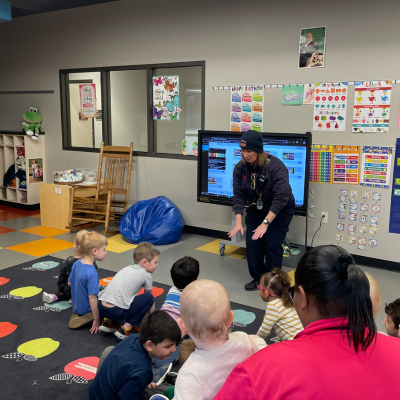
[321,212,328,223]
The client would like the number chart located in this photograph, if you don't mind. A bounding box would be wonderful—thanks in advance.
[310,145,333,183]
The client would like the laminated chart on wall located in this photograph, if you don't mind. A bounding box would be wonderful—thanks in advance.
[230,85,264,133]
[360,147,393,189]
[352,81,392,133]
[389,138,400,234]
[281,85,303,106]
[153,75,180,120]
[332,146,360,184]
[313,82,348,131]
[310,145,332,183]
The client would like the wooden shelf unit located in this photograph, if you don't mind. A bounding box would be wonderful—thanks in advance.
[0,131,45,206]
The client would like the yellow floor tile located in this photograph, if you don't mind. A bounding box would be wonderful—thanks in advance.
[7,238,73,257]
[196,239,246,259]
[31,214,41,218]
[21,225,69,237]
[106,234,137,253]
[287,269,295,286]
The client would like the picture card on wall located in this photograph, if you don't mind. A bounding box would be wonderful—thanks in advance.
[281,85,303,105]
[352,81,392,133]
[153,76,180,120]
[313,82,348,131]
[303,84,316,105]
[299,27,326,69]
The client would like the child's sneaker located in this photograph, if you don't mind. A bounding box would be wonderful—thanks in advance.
[68,299,73,305]
[114,326,134,340]
[99,318,119,333]
[149,396,169,400]
[152,363,173,385]
[42,292,57,304]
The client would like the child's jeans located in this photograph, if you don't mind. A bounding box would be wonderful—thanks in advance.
[98,292,154,326]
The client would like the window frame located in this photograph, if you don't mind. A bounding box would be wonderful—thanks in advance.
[59,61,205,160]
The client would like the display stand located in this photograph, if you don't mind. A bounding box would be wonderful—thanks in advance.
[219,211,247,255]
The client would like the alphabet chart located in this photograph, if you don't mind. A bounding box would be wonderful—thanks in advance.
[352,81,392,133]
[313,82,348,131]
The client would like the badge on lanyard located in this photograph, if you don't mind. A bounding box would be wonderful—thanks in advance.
[257,194,263,210]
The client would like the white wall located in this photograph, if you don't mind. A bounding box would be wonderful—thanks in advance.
[0,0,400,264]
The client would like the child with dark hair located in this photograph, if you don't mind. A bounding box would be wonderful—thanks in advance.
[214,245,400,399]
[256,269,303,341]
[384,299,400,338]
[160,256,200,324]
[89,310,181,400]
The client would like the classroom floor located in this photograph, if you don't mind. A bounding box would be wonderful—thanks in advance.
[0,203,398,332]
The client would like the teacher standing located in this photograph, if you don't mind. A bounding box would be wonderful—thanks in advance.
[229,130,295,291]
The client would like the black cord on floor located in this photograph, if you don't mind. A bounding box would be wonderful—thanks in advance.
[311,215,323,248]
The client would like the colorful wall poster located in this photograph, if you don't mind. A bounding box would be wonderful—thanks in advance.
[360,147,393,189]
[352,81,392,133]
[389,139,400,234]
[303,84,316,105]
[79,84,97,118]
[313,83,348,131]
[310,145,332,183]
[281,85,303,105]
[28,158,44,183]
[332,146,360,184]
[230,85,264,132]
[299,27,326,68]
[153,76,180,120]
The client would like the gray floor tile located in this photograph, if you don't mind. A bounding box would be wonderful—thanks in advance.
[0,216,43,230]
[0,249,36,270]
[0,231,44,248]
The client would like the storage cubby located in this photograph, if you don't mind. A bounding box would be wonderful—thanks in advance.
[0,132,45,206]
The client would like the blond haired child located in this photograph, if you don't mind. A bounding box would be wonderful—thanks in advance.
[257,269,303,341]
[98,242,159,339]
[68,231,108,333]
[174,279,266,400]
[42,230,94,304]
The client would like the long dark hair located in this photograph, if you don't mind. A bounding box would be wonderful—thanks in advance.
[295,245,376,353]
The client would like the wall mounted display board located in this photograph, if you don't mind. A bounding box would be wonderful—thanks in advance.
[332,146,360,184]
[360,146,393,189]
[310,145,332,183]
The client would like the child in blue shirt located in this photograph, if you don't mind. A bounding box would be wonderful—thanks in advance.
[89,310,181,400]
[68,231,108,333]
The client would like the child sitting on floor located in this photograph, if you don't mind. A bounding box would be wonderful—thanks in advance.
[68,232,108,333]
[256,269,303,342]
[98,242,159,339]
[384,299,400,338]
[161,256,199,327]
[89,310,181,400]
[42,230,97,304]
[174,279,266,400]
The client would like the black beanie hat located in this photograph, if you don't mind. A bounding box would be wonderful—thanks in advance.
[239,130,263,153]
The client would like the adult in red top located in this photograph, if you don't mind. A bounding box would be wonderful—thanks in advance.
[214,245,400,400]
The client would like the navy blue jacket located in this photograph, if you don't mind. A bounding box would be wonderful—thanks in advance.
[232,156,295,216]
[89,334,152,400]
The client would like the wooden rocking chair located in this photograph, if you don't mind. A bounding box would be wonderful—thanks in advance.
[67,141,133,235]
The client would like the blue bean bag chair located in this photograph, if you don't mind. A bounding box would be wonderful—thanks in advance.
[119,196,184,245]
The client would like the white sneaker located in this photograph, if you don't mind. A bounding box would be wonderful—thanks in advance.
[42,292,57,303]
[68,299,73,304]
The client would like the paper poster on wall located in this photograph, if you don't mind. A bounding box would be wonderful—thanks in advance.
[389,140,400,233]
[313,83,348,131]
[360,146,393,189]
[281,85,303,105]
[299,27,326,68]
[332,146,360,184]
[303,84,316,105]
[230,85,264,132]
[79,84,97,119]
[310,145,332,183]
[352,81,392,133]
[28,158,43,183]
[153,76,180,120]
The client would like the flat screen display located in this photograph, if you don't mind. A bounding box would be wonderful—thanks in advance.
[197,130,311,216]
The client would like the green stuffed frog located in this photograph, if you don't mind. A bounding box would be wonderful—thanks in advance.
[22,107,42,141]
